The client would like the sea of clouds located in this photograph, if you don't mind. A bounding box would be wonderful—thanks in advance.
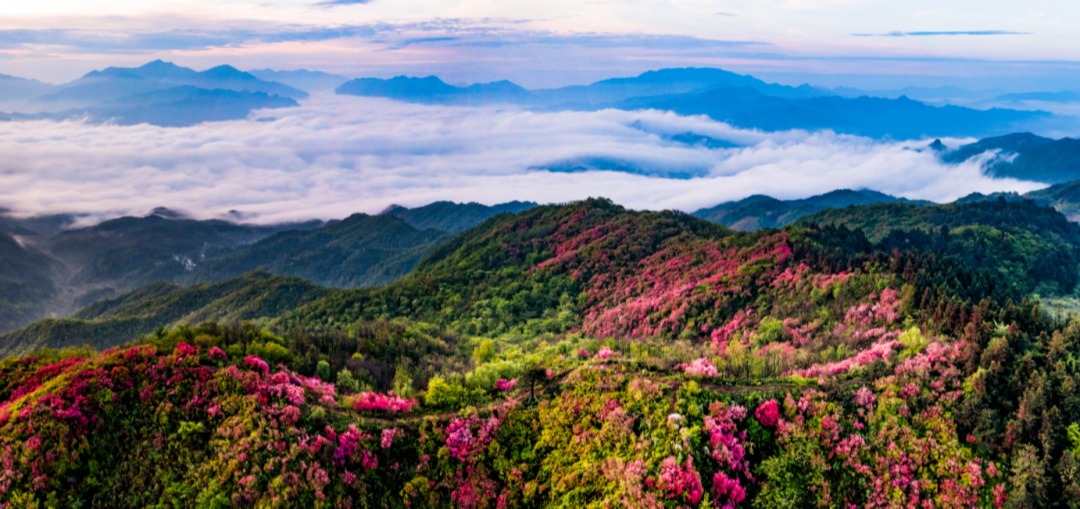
[0,93,1045,225]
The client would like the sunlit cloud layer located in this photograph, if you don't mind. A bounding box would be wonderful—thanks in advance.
[1,1,1079,89]
[0,95,1044,225]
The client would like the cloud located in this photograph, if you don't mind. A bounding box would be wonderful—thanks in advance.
[0,21,760,55]
[853,30,1028,37]
[0,94,1044,225]
[318,0,374,5]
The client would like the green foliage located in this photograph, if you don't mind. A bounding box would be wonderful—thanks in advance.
[424,375,470,409]
[335,368,360,394]
[316,360,331,381]
[472,339,496,365]
[898,326,929,357]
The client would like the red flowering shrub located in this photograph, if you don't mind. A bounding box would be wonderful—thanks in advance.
[755,399,781,428]
[494,378,516,392]
[208,346,227,360]
[351,392,417,413]
[244,354,270,375]
[657,456,704,504]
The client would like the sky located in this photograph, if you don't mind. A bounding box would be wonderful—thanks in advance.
[2,1,1080,89]
[0,1,1075,224]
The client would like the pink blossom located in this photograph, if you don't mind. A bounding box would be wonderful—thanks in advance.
[657,456,704,504]
[360,450,378,470]
[788,339,903,378]
[244,355,270,375]
[682,357,719,377]
[993,484,1006,508]
[494,378,517,392]
[280,405,301,425]
[446,418,474,462]
[352,392,417,413]
[594,346,615,360]
[174,342,197,358]
[207,346,227,360]
[381,428,398,449]
[854,386,877,409]
[712,471,746,507]
[755,400,781,428]
[333,424,368,465]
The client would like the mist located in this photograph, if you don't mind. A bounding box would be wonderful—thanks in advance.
[0,93,1045,225]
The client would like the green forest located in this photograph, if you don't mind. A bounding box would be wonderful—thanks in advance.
[3,197,1080,507]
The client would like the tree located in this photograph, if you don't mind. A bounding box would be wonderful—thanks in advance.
[336,368,360,394]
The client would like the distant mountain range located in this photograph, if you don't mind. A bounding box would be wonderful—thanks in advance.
[1,63,1071,135]
[0,73,57,103]
[0,60,304,126]
[45,60,307,104]
[335,68,1051,139]
[0,232,62,335]
[247,69,349,93]
[993,91,1080,104]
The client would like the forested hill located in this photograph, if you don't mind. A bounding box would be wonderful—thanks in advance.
[797,198,1080,295]
[692,189,927,231]
[381,200,537,233]
[0,233,61,333]
[0,200,531,334]
[0,272,328,358]
[188,213,451,288]
[7,197,1072,354]
[4,197,1080,506]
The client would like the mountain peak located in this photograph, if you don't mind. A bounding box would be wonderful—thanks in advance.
[201,65,257,81]
[135,60,189,76]
[140,59,179,69]
[149,207,188,220]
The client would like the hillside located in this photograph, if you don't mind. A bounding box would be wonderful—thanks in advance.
[1026,180,1080,221]
[0,233,61,332]
[943,132,1080,183]
[0,272,328,357]
[797,198,1080,295]
[381,200,537,233]
[2,198,1076,506]
[191,214,451,288]
[693,189,925,231]
[0,200,539,335]
[46,213,291,307]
